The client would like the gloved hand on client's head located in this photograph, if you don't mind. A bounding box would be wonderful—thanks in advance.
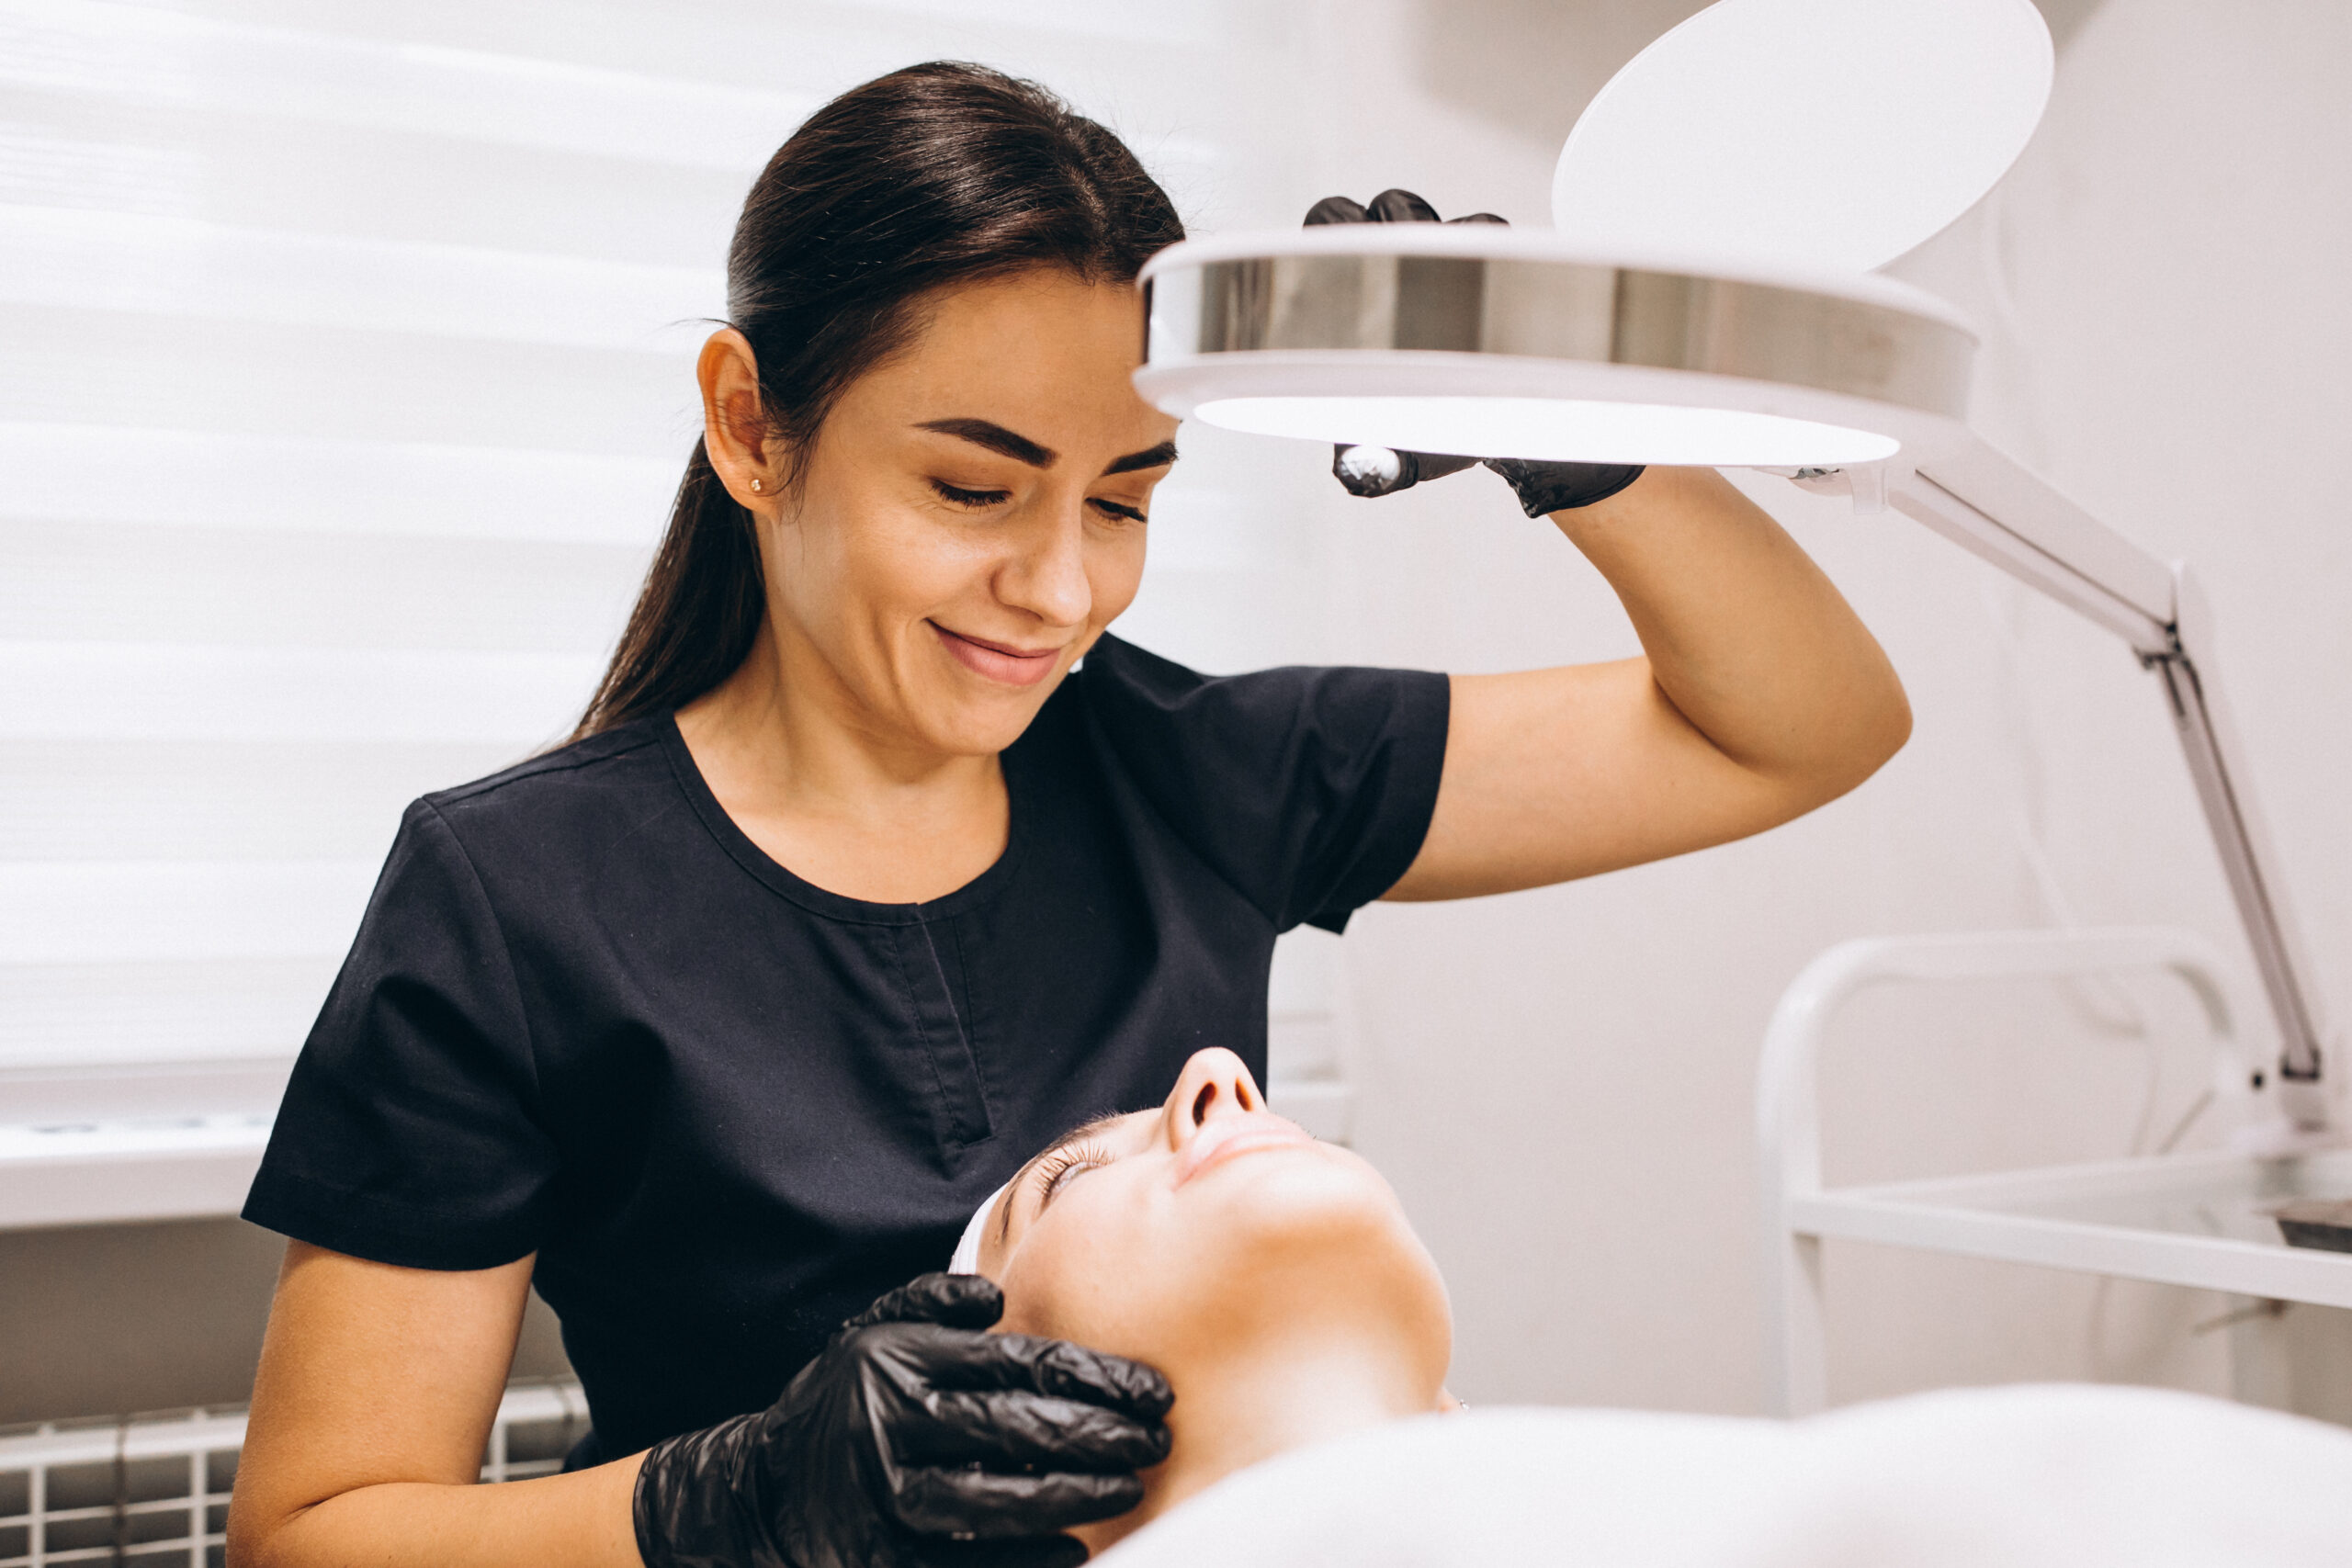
[1303,187,1645,517]
[633,1271,1173,1568]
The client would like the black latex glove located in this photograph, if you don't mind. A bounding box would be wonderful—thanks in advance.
[634,1272,1173,1568]
[1304,187,1645,516]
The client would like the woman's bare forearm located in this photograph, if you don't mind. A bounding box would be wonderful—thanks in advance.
[1389,465,1908,898]
[243,1458,646,1568]
[1558,465,1910,793]
[228,1244,646,1568]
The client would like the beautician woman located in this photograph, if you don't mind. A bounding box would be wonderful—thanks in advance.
[226,62,1909,1568]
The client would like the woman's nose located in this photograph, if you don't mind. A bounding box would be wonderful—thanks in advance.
[994,510,1093,629]
[1161,1046,1264,1149]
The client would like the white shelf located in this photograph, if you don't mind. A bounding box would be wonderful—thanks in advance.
[1790,1146,2352,1311]
[0,1113,271,1230]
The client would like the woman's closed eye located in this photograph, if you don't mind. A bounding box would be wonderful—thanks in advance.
[930,477,1148,524]
[931,478,1011,509]
[1036,1139,1115,1211]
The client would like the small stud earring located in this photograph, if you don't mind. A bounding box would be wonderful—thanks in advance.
[750,478,763,493]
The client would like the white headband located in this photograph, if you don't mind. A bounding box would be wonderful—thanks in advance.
[948,1180,1011,1275]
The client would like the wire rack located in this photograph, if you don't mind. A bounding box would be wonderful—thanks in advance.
[0,1380,587,1568]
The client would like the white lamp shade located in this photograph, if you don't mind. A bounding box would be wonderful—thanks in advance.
[1553,0,2053,274]
[1135,225,1977,468]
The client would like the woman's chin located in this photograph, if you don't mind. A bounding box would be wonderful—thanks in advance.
[900,671,1065,755]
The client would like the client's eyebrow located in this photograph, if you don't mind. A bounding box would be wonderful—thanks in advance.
[999,1111,1128,1246]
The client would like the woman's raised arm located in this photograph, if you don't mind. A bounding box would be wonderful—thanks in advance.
[1388,465,1911,900]
[226,1242,644,1568]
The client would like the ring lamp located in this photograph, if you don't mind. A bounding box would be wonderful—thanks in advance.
[1136,223,1977,468]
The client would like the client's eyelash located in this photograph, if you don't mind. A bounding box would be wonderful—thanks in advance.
[933,479,1011,508]
[1035,1139,1114,1210]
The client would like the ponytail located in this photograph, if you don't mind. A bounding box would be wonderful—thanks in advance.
[570,437,766,739]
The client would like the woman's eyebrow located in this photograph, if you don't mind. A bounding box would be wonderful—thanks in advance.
[917,417,1056,468]
[913,419,1175,479]
[999,1111,1129,1245]
[1102,440,1178,476]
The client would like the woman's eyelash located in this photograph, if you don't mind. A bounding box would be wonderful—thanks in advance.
[929,478,1147,524]
[1035,1140,1114,1207]
[932,479,1010,508]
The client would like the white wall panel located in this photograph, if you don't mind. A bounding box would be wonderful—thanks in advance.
[0,643,602,744]
[0,423,676,545]
[0,205,725,348]
[0,0,815,170]
[0,524,649,651]
[0,959,336,1068]
[0,91,749,261]
[0,861,377,964]
[0,740,517,860]
[0,304,697,452]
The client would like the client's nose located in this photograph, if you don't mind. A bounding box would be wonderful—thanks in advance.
[1162,1047,1264,1148]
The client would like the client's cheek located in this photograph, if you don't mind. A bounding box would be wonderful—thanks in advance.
[995,1234,1101,1343]
[989,1251,1056,1338]
[996,1227,1165,1357]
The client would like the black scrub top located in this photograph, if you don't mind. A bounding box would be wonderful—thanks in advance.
[243,633,1448,1459]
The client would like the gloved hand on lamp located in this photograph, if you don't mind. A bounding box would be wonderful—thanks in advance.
[633,1272,1173,1568]
[1303,187,1645,515]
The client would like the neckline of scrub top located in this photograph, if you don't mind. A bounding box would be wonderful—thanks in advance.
[657,712,1029,926]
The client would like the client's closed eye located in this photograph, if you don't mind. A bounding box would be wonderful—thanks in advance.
[1036,1140,1114,1211]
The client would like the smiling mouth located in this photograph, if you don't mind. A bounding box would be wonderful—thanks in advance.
[929,622,1063,687]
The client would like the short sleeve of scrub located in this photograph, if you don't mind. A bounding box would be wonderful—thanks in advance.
[243,799,555,1270]
[1075,635,1451,932]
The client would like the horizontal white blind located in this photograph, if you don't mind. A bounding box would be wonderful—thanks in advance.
[0,0,1321,1094]
[1,0,721,1077]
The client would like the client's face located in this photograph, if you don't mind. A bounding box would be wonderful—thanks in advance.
[979,1048,1451,1390]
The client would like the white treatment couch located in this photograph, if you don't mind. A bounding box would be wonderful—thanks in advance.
[1098,1384,2352,1567]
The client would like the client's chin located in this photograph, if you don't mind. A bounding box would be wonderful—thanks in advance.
[1159,1152,1447,1356]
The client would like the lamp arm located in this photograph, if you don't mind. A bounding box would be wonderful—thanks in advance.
[1854,435,2332,1129]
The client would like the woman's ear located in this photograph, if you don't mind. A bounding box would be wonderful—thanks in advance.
[698,328,781,506]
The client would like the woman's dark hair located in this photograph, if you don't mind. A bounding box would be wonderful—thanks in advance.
[571,62,1186,739]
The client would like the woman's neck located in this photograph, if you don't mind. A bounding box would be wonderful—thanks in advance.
[1075,1324,1442,1554]
[676,620,1008,902]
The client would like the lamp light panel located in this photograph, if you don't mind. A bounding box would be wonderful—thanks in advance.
[1193,396,1900,468]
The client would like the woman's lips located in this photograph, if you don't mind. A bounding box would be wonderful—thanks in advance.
[931,622,1061,687]
[1174,1111,1317,1187]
